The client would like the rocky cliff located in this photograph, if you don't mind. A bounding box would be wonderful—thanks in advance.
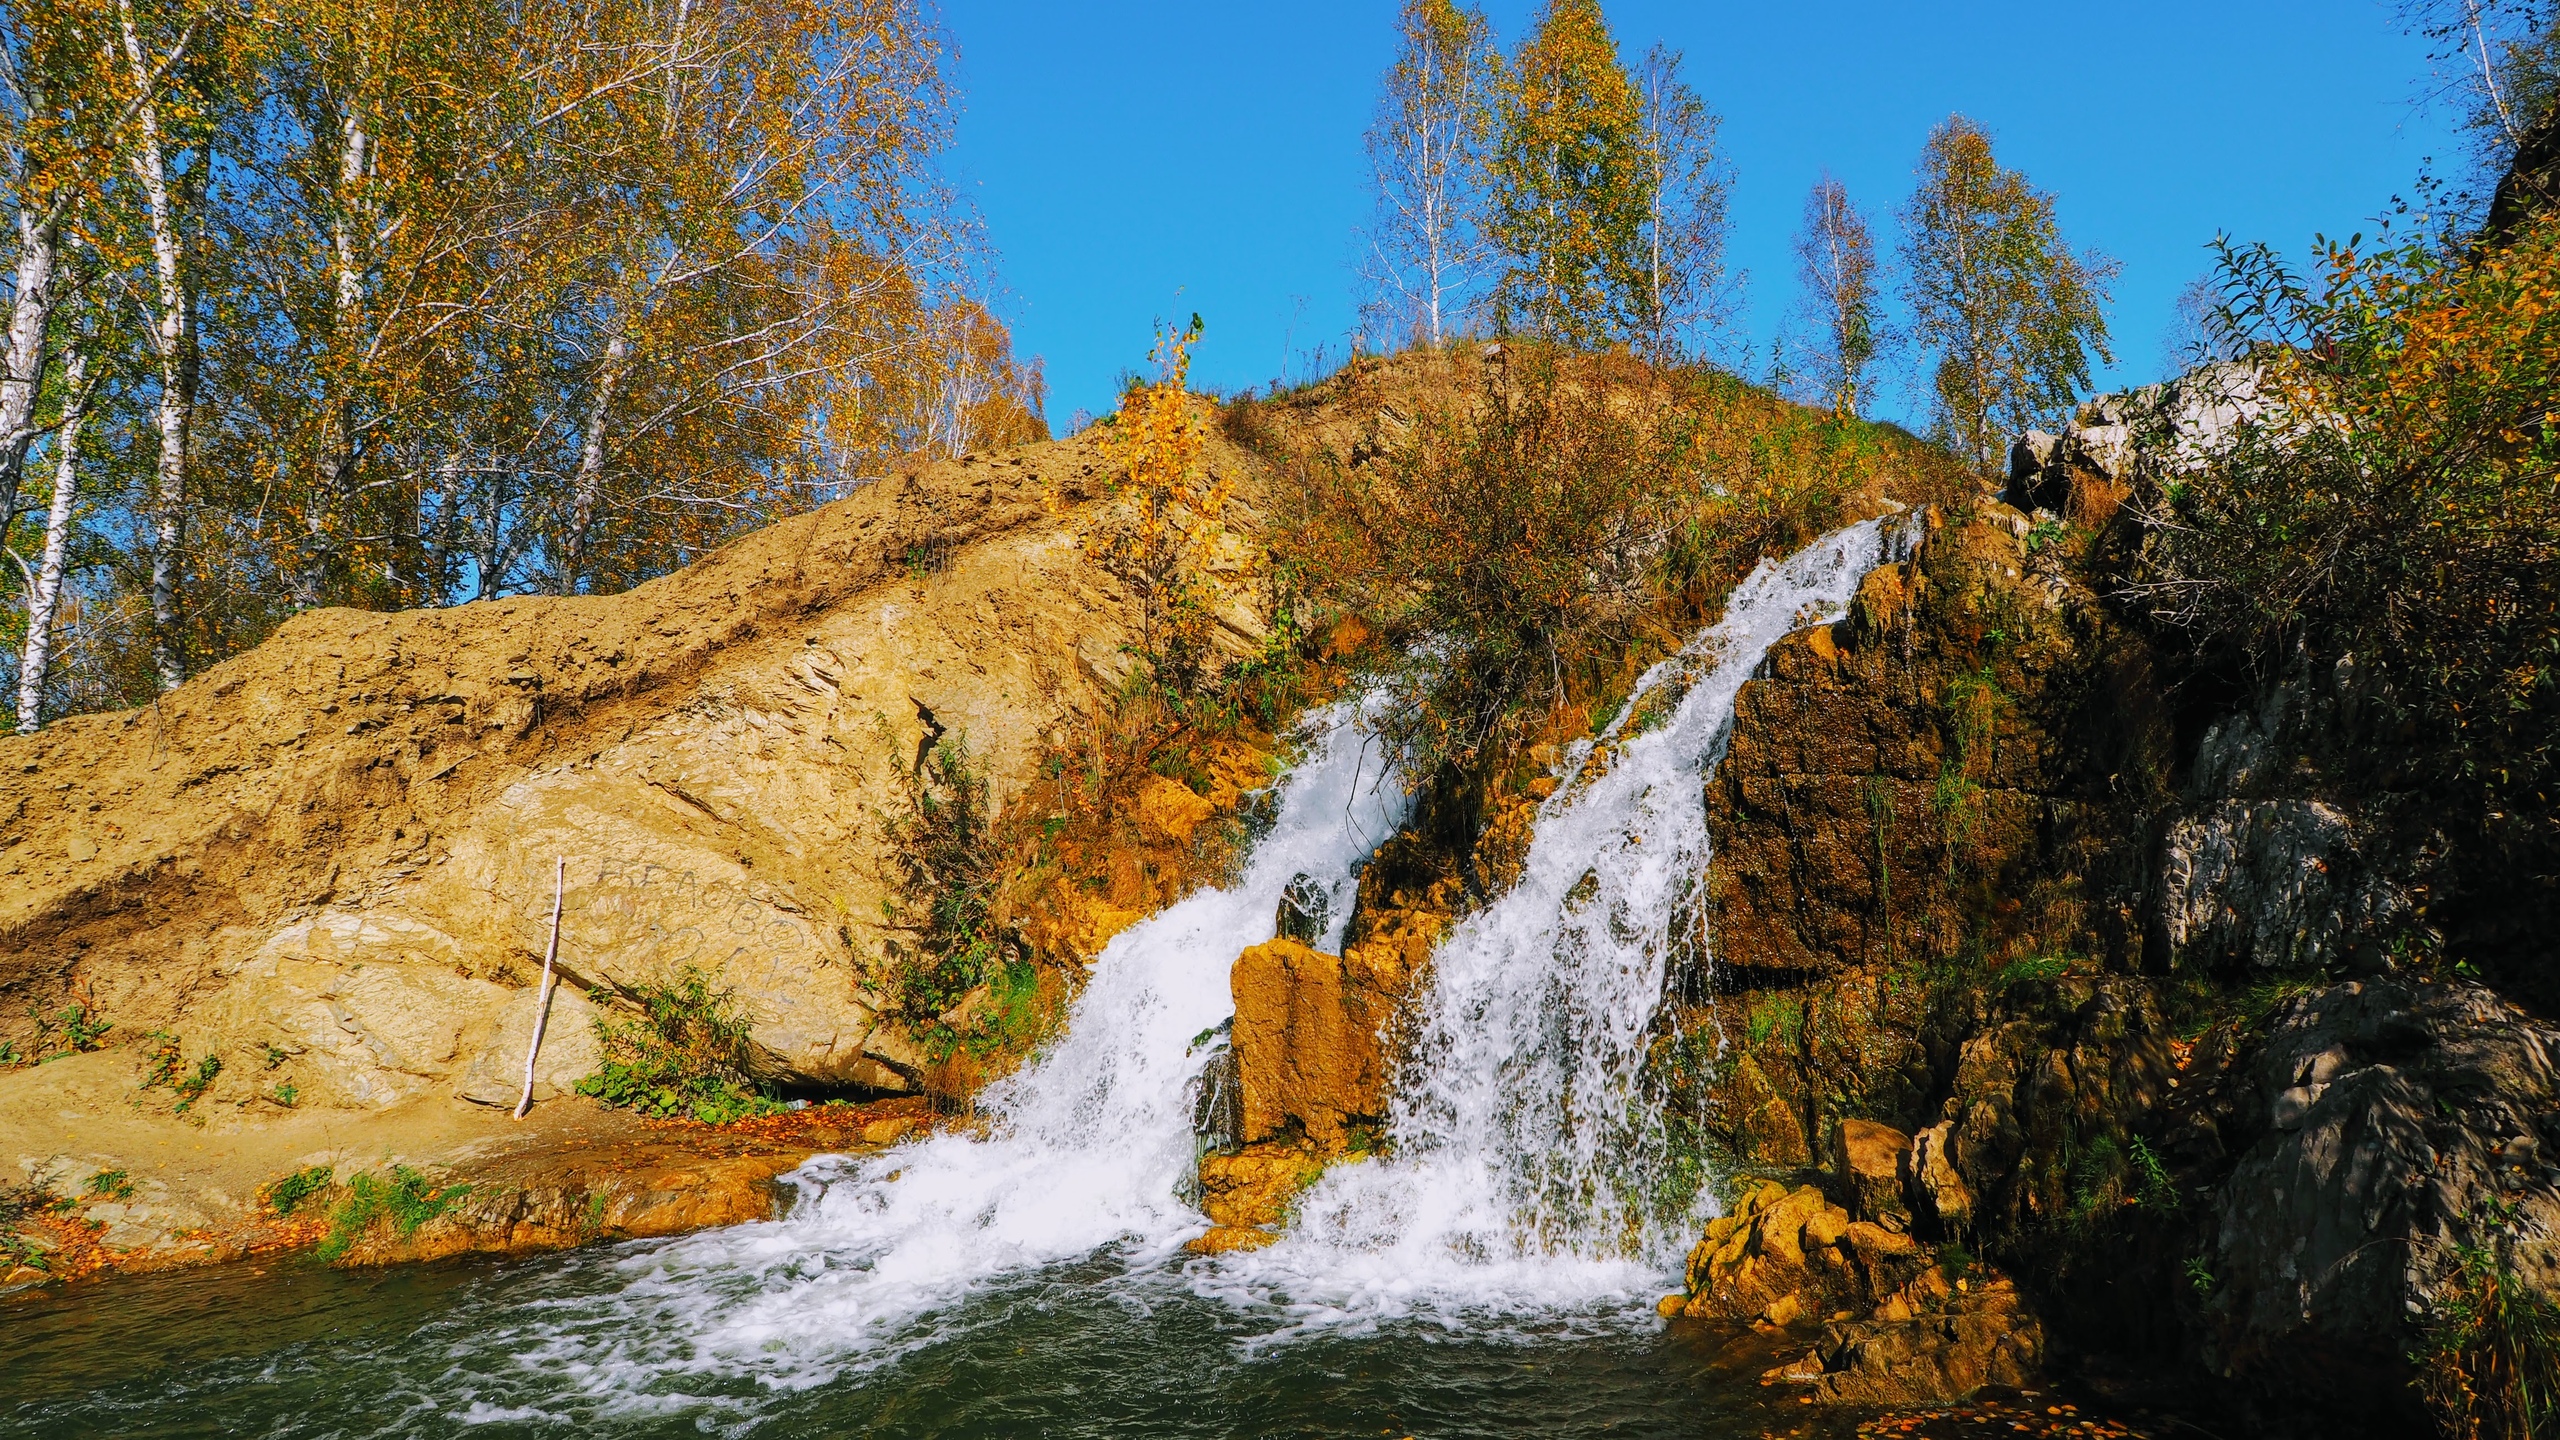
[0,428,1276,1109]
[1679,408,2560,1433]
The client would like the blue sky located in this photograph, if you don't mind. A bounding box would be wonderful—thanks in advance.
[941,1,2462,431]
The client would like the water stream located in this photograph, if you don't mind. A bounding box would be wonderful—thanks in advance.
[3,519,1911,1438]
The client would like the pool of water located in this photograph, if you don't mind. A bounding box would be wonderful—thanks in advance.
[3,528,1938,1440]
[2,1244,1850,1439]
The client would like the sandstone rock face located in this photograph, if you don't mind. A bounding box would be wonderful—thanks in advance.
[1229,937,1409,1146]
[1690,508,2174,1223]
[1792,1276,2044,1407]
[1705,510,2145,985]
[451,985,604,1108]
[0,431,1277,1117]
[1668,1181,2044,1408]
[1192,1137,1331,1229]
[1833,1118,1912,1231]
[2188,979,2560,1398]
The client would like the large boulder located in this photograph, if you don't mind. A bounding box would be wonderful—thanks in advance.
[2187,979,2560,1412]
[1228,937,1410,1146]
[1665,1180,2045,1407]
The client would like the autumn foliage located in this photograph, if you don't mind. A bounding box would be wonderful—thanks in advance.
[2123,208,2560,983]
[0,0,1042,732]
[1275,345,1967,783]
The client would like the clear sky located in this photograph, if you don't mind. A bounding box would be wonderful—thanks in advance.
[941,1,2462,432]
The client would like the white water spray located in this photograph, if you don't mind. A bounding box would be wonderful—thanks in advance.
[482,699,1409,1402]
[472,519,1909,1410]
[1199,515,1914,1341]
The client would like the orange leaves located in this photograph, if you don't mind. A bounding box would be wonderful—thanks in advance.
[1095,315,1231,695]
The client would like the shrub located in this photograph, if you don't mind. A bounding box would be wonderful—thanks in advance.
[575,968,782,1126]
[261,1165,334,1216]
[1096,315,1233,699]
[1283,348,1686,781]
[314,1166,471,1262]
[1279,345,1968,790]
[2121,215,2560,981]
[2416,1238,2560,1440]
[879,737,1006,1046]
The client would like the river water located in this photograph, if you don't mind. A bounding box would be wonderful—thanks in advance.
[3,521,1911,1439]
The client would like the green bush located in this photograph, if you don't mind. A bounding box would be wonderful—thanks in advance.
[315,1166,471,1262]
[262,1165,334,1216]
[2123,219,2560,984]
[2416,1238,2560,1440]
[879,738,1007,1049]
[575,967,782,1126]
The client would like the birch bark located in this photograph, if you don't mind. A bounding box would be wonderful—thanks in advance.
[116,0,195,691]
[561,321,629,592]
[302,98,372,609]
[17,336,90,733]
[0,202,62,528]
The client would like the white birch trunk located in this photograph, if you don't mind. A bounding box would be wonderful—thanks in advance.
[302,101,372,609]
[563,323,630,592]
[0,204,62,527]
[17,342,89,734]
[118,0,194,692]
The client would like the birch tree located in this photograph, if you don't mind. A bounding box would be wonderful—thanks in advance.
[111,0,213,690]
[15,292,98,732]
[0,0,1022,726]
[1627,43,1732,359]
[550,0,952,594]
[1899,116,2115,476]
[0,1,129,533]
[1790,176,1883,417]
[1358,0,1497,350]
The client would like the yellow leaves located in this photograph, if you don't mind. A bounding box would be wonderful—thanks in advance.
[1100,313,1226,552]
[1092,315,1234,693]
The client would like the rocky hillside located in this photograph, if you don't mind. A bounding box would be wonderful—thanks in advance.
[1670,400,2560,1434]
[0,426,1275,1114]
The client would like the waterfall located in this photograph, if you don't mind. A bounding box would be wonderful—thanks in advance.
[1199,515,1912,1342]
[473,698,1410,1398]
[450,518,1906,1408]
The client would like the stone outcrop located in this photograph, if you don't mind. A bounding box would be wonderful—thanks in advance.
[2170,978,2560,1416]
[1690,462,2560,1432]
[1704,507,2153,987]
[1662,1180,2044,1408]
[1189,1143,1328,1254]
[2,1092,939,1288]
[1229,937,1410,1146]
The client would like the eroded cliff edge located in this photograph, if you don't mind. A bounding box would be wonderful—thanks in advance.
[0,420,1285,1270]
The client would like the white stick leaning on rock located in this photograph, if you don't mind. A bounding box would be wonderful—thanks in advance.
[514,857,565,1120]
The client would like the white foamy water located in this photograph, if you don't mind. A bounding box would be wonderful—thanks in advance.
[484,699,1408,1403]
[471,519,1908,1411]
[1198,515,1913,1342]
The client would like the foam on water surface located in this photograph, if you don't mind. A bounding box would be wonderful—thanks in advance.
[401,517,1911,1415]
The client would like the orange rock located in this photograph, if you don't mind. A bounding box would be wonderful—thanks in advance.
[1185,1224,1282,1255]
[1134,773,1216,847]
[1230,937,1408,1146]
[1196,1141,1326,1229]
[1834,1118,1913,1229]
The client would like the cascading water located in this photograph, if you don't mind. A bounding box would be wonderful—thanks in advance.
[455,697,1411,1405]
[1200,514,1914,1341]
[2,520,1915,1437]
